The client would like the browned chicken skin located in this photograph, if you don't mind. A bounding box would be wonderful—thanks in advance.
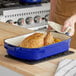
[44,32,55,46]
[20,32,55,48]
[20,33,46,48]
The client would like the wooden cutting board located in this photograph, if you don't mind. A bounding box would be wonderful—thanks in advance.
[0,22,33,45]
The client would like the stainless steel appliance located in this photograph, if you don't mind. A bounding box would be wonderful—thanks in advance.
[0,0,50,30]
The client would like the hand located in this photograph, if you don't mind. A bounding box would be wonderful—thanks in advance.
[62,14,76,36]
[48,25,53,30]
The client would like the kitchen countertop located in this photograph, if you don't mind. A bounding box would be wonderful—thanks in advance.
[0,22,76,76]
[0,22,33,45]
[0,65,22,76]
[0,46,76,76]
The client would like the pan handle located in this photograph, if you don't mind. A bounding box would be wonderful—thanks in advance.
[4,43,16,50]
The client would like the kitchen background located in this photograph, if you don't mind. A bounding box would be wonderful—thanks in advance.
[0,0,75,49]
[0,0,76,76]
[0,0,50,29]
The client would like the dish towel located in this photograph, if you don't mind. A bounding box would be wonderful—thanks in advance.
[55,59,76,76]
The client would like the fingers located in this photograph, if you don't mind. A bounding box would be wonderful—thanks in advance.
[61,26,66,32]
[68,29,75,36]
[48,25,53,30]
[61,22,70,32]
[62,20,75,36]
[68,24,75,36]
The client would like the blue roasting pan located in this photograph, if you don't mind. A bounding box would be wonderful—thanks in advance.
[19,0,41,3]
[4,31,71,60]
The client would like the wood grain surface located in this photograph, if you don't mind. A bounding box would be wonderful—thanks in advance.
[0,22,76,76]
[0,46,76,76]
[0,22,33,45]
